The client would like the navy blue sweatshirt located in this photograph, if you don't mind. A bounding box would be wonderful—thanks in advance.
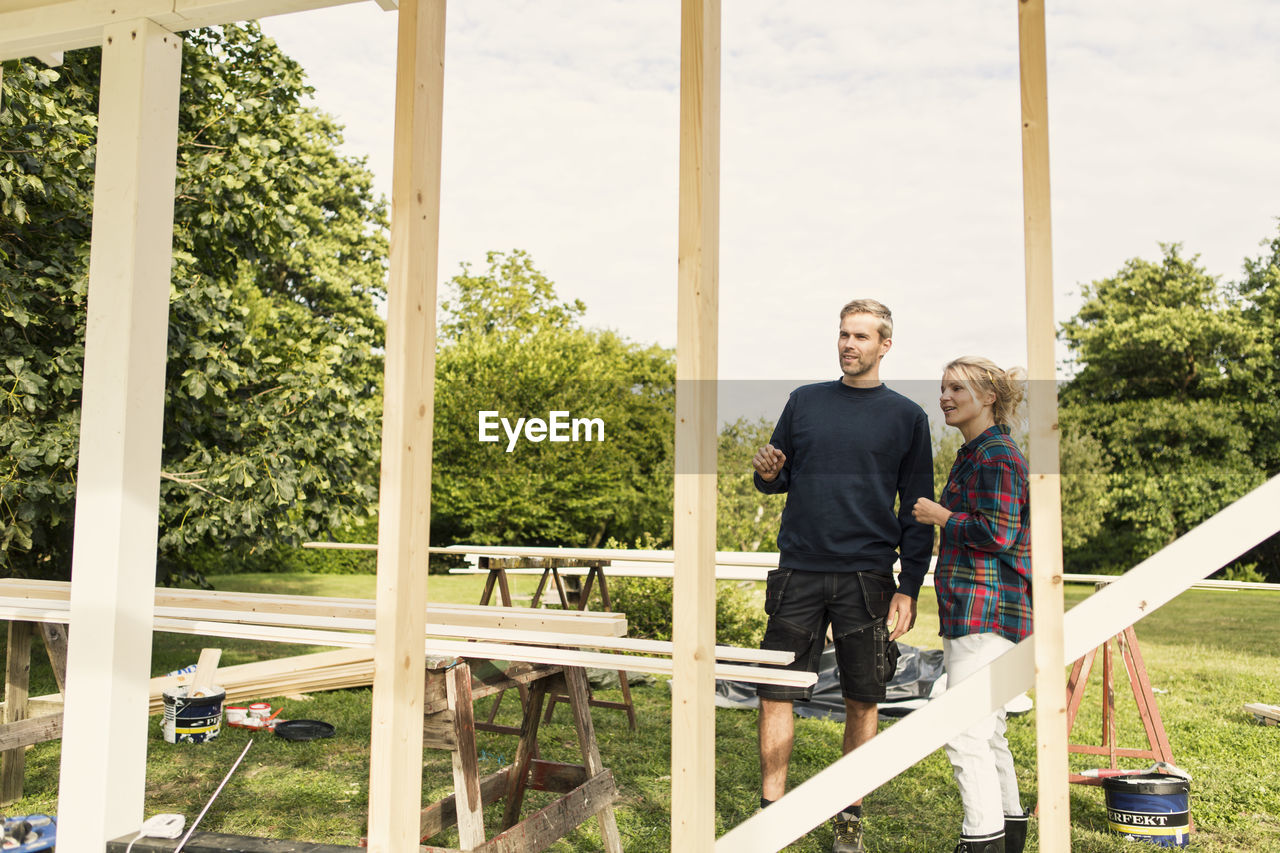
[753,380,935,599]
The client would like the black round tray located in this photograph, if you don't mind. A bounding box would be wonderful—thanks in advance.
[273,719,335,741]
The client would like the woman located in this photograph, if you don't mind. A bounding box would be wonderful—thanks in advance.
[912,356,1032,853]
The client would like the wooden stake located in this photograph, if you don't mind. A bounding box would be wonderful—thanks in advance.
[366,0,445,848]
[672,1,721,850]
[54,19,182,848]
[188,647,222,695]
[1017,0,1069,848]
[446,663,485,847]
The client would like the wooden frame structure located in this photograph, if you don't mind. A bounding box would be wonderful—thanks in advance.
[4,1,1274,850]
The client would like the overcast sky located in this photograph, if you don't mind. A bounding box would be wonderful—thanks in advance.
[258,1,1280,420]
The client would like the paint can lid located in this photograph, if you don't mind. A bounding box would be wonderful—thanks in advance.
[1103,772,1190,795]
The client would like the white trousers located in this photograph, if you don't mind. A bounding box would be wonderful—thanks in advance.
[943,632,1023,837]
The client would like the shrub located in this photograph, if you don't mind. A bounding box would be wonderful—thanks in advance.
[609,576,766,648]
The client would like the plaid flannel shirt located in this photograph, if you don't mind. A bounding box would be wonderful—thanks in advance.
[936,424,1033,643]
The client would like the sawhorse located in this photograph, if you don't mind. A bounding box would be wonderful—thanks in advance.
[419,655,622,852]
[1,621,68,805]
[475,557,636,732]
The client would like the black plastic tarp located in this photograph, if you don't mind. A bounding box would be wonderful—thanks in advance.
[714,642,946,721]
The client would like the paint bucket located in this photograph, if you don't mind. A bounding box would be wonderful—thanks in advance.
[161,685,225,744]
[1103,773,1191,847]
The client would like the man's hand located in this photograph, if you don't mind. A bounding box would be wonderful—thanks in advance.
[911,496,952,527]
[886,592,917,641]
[752,444,787,482]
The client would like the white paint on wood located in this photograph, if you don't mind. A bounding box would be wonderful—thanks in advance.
[0,0,366,62]
[55,19,182,849]
[714,474,1280,851]
[671,1,721,850]
[366,0,445,848]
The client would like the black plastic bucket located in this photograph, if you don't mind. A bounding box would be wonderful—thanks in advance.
[1103,772,1191,847]
[161,686,225,744]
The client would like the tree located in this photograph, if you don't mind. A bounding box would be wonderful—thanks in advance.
[430,250,674,549]
[1231,225,1280,579]
[1,25,387,580]
[1058,244,1272,575]
[716,418,784,552]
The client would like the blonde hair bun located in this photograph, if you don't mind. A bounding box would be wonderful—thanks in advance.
[943,356,1026,426]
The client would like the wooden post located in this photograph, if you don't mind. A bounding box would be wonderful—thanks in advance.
[38,623,70,695]
[446,664,485,848]
[54,19,182,849]
[1017,0,1069,849]
[365,0,445,849]
[1,621,33,803]
[671,0,720,850]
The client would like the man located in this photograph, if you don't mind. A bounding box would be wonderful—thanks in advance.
[752,298,934,853]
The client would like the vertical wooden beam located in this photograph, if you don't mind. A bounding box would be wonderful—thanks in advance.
[54,18,182,849]
[563,666,624,852]
[366,0,445,849]
[671,0,720,850]
[1017,0,1069,849]
[1,621,34,803]
[446,664,485,848]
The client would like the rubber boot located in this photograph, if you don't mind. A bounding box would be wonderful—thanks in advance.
[1004,814,1029,853]
[954,830,1005,853]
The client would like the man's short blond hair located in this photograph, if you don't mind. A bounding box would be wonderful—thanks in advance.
[839,299,893,340]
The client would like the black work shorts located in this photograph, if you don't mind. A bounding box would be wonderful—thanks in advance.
[756,568,900,704]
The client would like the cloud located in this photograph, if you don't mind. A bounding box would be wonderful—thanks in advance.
[259,0,1280,392]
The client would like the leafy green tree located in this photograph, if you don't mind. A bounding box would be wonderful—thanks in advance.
[1,25,386,580]
[1232,227,1280,578]
[716,418,784,552]
[1059,244,1272,575]
[431,250,674,549]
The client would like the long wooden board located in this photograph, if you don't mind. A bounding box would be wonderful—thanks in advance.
[0,597,789,667]
[0,582,627,637]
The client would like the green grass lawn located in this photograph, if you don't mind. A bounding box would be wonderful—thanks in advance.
[5,574,1279,851]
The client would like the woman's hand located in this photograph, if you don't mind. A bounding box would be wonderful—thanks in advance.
[912,497,952,527]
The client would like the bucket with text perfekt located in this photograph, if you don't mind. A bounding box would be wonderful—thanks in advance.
[161,685,225,744]
[1103,772,1191,847]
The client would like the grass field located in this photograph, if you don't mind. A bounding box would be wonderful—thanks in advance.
[4,573,1279,851]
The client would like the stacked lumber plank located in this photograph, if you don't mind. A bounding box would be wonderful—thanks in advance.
[0,579,813,691]
[148,648,374,713]
[8,649,376,717]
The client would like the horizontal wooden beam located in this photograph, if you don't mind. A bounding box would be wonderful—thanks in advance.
[0,713,64,751]
[0,593,812,687]
[0,580,627,637]
[0,0,374,63]
[0,596,788,665]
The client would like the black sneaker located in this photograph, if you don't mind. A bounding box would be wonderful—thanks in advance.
[831,815,865,853]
